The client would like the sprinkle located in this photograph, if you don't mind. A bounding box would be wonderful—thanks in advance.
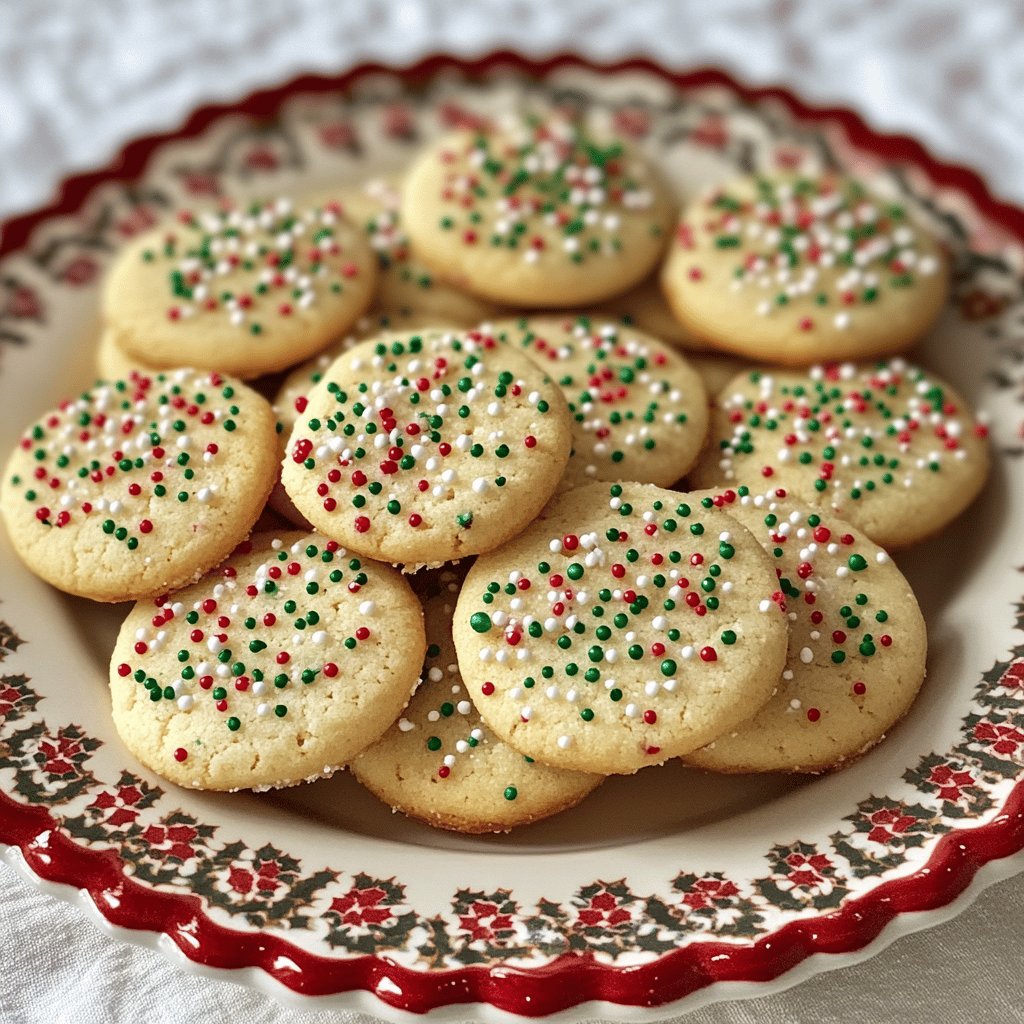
[114,535,403,759]
[707,360,985,543]
[491,316,701,483]
[9,369,259,566]
[430,115,661,270]
[688,176,940,336]
[153,201,357,330]
[285,330,561,552]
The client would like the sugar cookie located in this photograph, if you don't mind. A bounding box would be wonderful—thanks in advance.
[402,114,675,307]
[452,481,789,774]
[661,174,949,365]
[1,369,278,602]
[110,531,425,790]
[687,359,990,548]
[103,198,378,379]
[267,317,465,528]
[280,328,574,567]
[96,327,160,381]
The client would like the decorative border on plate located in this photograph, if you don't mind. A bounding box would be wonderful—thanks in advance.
[0,52,1023,1016]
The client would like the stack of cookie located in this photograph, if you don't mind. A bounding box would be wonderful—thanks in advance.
[0,111,990,833]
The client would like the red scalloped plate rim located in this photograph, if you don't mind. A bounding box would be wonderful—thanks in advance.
[1,50,1023,1017]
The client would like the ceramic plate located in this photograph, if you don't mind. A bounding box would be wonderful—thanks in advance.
[1,54,1023,1020]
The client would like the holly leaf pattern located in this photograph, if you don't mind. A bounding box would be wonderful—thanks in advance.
[322,872,420,954]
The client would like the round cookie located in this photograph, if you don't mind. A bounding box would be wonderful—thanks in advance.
[1,369,278,602]
[334,178,502,325]
[486,315,709,488]
[661,174,949,365]
[96,327,162,380]
[110,531,425,790]
[682,487,926,774]
[687,359,990,548]
[352,589,602,833]
[453,481,789,775]
[280,328,574,567]
[593,277,713,353]
[402,114,676,308]
[102,198,378,379]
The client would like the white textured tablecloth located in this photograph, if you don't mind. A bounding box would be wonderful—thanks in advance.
[1,2,1023,1021]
